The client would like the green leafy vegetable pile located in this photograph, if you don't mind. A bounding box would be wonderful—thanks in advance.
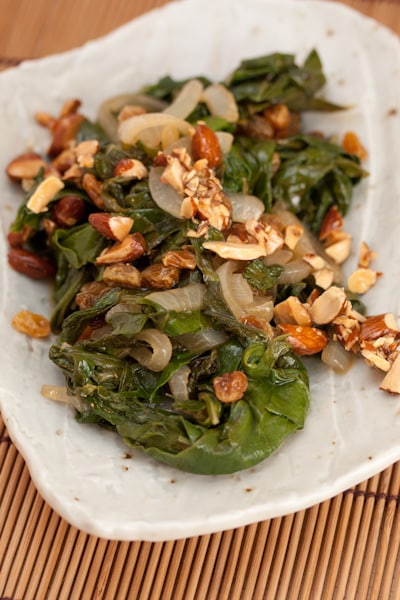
[7,50,368,474]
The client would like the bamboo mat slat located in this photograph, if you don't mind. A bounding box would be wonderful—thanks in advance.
[1,1,400,598]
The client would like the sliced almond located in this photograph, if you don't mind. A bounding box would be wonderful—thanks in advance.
[274,296,311,326]
[310,286,347,325]
[202,241,267,260]
[380,354,400,394]
[314,268,334,290]
[358,241,377,268]
[284,224,304,250]
[361,349,391,372]
[302,253,325,270]
[26,175,65,213]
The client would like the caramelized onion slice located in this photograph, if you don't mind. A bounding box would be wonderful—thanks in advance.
[163,79,204,119]
[227,193,265,223]
[169,365,191,402]
[217,261,254,319]
[40,384,82,411]
[97,93,167,141]
[149,165,183,218]
[321,340,354,373]
[276,259,312,285]
[130,328,172,372]
[146,283,206,312]
[118,113,193,147]
[202,83,239,123]
[176,328,228,354]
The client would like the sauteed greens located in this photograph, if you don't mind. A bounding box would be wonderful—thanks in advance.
[7,50,375,474]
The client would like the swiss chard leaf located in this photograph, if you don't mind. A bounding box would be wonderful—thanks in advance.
[64,339,309,474]
[51,223,106,269]
[272,134,368,233]
[243,260,284,292]
[229,49,343,113]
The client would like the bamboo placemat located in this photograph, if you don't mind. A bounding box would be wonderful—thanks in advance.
[1,1,400,598]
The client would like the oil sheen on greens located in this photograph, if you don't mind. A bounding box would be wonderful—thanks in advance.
[17,50,366,475]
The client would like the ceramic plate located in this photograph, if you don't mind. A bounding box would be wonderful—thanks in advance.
[1,0,400,541]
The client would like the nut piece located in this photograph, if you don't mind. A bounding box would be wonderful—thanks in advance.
[213,371,248,403]
[8,247,55,279]
[302,253,325,271]
[324,236,352,264]
[103,264,142,288]
[75,140,99,168]
[89,213,134,241]
[319,205,343,241]
[310,286,348,325]
[360,349,391,372]
[313,268,334,290]
[360,313,400,341]
[52,195,86,227]
[12,310,51,338]
[277,324,328,355]
[202,240,267,260]
[273,296,311,326]
[113,158,148,179]
[284,224,304,250]
[26,176,65,214]
[380,354,400,394]
[347,268,378,295]
[95,232,146,265]
[358,241,377,268]
[6,152,47,181]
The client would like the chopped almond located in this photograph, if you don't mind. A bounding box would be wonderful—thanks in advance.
[380,354,400,394]
[347,268,378,294]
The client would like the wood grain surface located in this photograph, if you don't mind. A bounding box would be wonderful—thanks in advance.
[1,1,400,599]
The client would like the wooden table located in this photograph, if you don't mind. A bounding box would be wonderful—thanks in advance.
[1,2,399,598]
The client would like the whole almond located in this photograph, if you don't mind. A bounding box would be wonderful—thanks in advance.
[52,195,86,227]
[82,173,105,209]
[278,324,328,356]
[191,123,222,168]
[8,247,56,279]
[7,224,34,247]
[6,152,47,182]
[48,113,85,157]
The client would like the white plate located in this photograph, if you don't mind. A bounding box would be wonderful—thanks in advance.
[1,0,400,542]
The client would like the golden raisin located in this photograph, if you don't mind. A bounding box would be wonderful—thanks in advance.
[213,371,248,403]
[342,131,368,162]
[12,310,51,338]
